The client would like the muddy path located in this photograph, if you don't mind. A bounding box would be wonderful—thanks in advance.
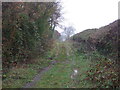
[22,42,73,88]
[22,60,58,88]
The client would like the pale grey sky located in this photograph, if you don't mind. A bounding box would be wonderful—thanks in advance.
[57,0,119,34]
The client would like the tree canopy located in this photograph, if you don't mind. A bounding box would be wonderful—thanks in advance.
[2,2,62,69]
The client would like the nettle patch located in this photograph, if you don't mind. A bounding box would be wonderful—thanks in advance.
[86,57,119,88]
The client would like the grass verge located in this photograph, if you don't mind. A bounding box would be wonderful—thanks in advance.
[2,58,51,88]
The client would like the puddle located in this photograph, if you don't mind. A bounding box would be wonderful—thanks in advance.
[71,69,78,79]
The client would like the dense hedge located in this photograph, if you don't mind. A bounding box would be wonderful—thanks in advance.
[2,2,61,69]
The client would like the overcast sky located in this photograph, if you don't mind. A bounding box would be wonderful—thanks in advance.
[57,0,119,34]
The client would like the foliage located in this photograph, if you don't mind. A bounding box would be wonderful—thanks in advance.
[71,20,119,64]
[85,52,119,88]
[71,20,120,88]
[33,41,94,88]
[71,28,98,40]
[2,2,61,70]
[53,30,61,40]
[45,41,67,61]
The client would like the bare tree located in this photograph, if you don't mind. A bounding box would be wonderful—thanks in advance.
[61,26,76,40]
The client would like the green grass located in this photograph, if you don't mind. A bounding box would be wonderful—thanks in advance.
[3,41,113,88]
[2,58,51,88]
[2,41,66,88]
[33,62,72,88]
[33,53,94,88]
[3,67,37,88]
